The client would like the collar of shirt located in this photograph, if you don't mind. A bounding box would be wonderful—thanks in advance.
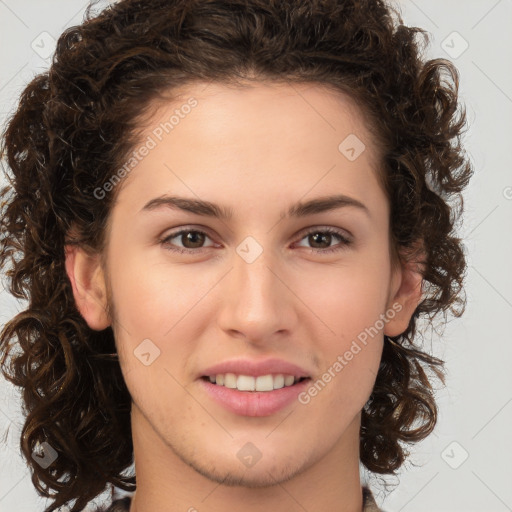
[103,486,384,512]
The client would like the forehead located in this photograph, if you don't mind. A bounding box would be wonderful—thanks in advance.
[112,80,385,218]
[141,80,379,157]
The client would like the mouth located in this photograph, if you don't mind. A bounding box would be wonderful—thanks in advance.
[201,374,311,392]
[199,372,313,416]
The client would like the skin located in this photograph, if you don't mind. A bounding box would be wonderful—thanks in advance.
[65,81,422,512]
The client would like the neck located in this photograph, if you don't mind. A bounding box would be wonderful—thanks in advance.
[129,406,364,512]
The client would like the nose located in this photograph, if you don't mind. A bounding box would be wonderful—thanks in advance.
[216,244,297,346]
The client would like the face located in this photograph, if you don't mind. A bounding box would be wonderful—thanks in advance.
[67,81,416,489]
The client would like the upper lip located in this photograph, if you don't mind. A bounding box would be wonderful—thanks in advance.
[200,357,312,379]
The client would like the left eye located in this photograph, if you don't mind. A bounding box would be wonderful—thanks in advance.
[160,227,352,254]
[295,227,352,253]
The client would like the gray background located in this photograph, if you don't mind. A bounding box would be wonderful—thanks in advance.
[1,1,511,511]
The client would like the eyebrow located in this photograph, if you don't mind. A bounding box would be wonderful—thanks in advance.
[140,194,370,219]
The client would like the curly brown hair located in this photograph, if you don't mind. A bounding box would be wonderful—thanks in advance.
[0,0,473,510]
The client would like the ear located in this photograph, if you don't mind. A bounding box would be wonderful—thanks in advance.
[384,243,425,338]
[64,244,111,331]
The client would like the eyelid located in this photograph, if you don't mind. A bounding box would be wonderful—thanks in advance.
[159,225,218,251]
[293,226,353,253]
[159,224,353,255]
[298,225,353,242]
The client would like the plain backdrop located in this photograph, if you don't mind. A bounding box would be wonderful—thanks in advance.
[1,1,511,511]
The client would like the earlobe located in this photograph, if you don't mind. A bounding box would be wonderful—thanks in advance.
[384,251,424,338]
[64,245,111,331]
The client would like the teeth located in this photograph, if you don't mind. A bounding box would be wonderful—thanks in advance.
[284,375,295,386]
[224,373,237,389]
[272,374,284,389]
[209,373,302,392]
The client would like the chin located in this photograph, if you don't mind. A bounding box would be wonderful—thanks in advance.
[187,451,307,488]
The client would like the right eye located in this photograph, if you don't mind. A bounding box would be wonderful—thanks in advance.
[159,229,217,254]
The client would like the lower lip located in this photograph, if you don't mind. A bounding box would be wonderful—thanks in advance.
[199,378,311,417]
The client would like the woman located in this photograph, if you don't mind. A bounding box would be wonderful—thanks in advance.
[0,1,473,511]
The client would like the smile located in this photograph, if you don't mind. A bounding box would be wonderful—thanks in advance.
[202,373,308,392]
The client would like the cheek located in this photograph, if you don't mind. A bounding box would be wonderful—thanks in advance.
[108,248,217,385]
[298,257,391,339]
[109,247,202,333]
[295,255,388,401]
[303,319,383,418]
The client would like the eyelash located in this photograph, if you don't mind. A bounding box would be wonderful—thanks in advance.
[159,227,352,255]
